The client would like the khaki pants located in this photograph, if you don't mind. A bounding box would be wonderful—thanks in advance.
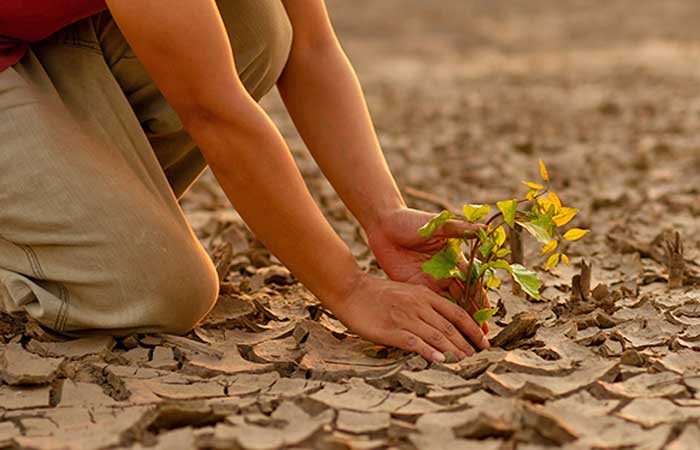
[0,1,292,335]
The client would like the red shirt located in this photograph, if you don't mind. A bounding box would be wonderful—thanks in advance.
[0,0,107,72]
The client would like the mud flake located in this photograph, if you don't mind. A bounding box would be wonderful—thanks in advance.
[501,349,576,376]
[409,432,502,450]
[58,379,117,407]
[0,421,20,445]
[616,398,700,427]
[0,343,63,385]
[213,401,334,450]
[595,371,687,399]
[182,344,273,377]
[0,384,51,409]
[653,349,700,374]
[146,346,178,371]
[397,368,473,394]
[336,410,390,434]
[26,336,115,359]
[201,294,255,327]
[223,320,296,346]
[484,360,617,398]
[667,423,700,450]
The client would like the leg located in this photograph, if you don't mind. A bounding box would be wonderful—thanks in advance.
[0,40,217,336]
[94,0,293,198]
[0,1,292,335]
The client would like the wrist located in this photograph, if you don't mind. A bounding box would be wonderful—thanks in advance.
[317,261,366,312]
[363,203,406,239]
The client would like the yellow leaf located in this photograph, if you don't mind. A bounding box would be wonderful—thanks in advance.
[526,190,538,201]
[561,254,570,265]
[522,181,544,190]
[541,240,558,255]
[539,159,549,182]
[545,253,560,271]
[548,192,562,211]
[553,207,578,227]
[538,198,555,215]
[462,204,490,222]
[563,228,590,241]
[494,226,507,247]
[486,273,501,289]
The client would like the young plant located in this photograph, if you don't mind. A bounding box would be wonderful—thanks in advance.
[418,160,589,327]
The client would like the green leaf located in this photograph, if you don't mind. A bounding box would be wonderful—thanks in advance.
[510,264,542,300]
[497,199,518,228]
[418,210,455,238]
[491,259,512,272]
[473,307,499,327]
[470,258,483,282]
[462,204,490,222]
[479,241,494,259]
[477,227,490,243]
[421,243,466,281]
[495,248,511,258]
[516,213,556,245]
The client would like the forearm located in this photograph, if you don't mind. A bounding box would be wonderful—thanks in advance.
[183,98,361,306]
[277,43,404,232]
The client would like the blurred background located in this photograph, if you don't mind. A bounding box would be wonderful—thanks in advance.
[183,0,700,276]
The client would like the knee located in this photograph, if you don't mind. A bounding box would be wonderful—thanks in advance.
[222,0,293,100]
[116,235,220,335]
[148,248,219,334]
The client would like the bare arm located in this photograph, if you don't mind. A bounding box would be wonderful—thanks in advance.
[105,0,360,306]
[278,0,405,232]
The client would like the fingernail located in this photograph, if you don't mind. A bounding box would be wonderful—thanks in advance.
[431,351,446,363]
[481,336,490,349]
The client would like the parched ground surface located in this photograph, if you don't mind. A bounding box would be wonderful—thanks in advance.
[3,1,700,449]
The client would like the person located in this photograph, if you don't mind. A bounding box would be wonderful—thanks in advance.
[0,0,491,362]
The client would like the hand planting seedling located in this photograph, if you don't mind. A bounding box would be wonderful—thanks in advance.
[418,160,589,328]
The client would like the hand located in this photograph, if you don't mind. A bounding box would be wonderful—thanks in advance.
[366,207,493,332]
[332,273,490,361]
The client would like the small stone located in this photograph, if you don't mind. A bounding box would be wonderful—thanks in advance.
[620,349,645,367]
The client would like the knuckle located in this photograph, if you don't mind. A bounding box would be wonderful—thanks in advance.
[443,322,455,336]
[454,307,470,322]
[430,330,443,343]
[405,334,419,350]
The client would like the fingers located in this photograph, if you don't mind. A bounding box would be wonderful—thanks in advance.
[433,219,482,240]
[431,296,490,351]
[391,331,445,363]
[419,309,475,357]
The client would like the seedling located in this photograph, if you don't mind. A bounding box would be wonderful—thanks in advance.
[418,160,589,327]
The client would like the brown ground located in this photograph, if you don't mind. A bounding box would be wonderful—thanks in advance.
[2,1,700,449]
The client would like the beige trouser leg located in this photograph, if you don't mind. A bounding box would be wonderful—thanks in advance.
[0,1,292,335]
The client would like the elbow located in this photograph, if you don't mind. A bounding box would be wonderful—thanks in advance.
[177,90,254,137]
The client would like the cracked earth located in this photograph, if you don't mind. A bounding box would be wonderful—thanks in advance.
[2,1,700,449]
